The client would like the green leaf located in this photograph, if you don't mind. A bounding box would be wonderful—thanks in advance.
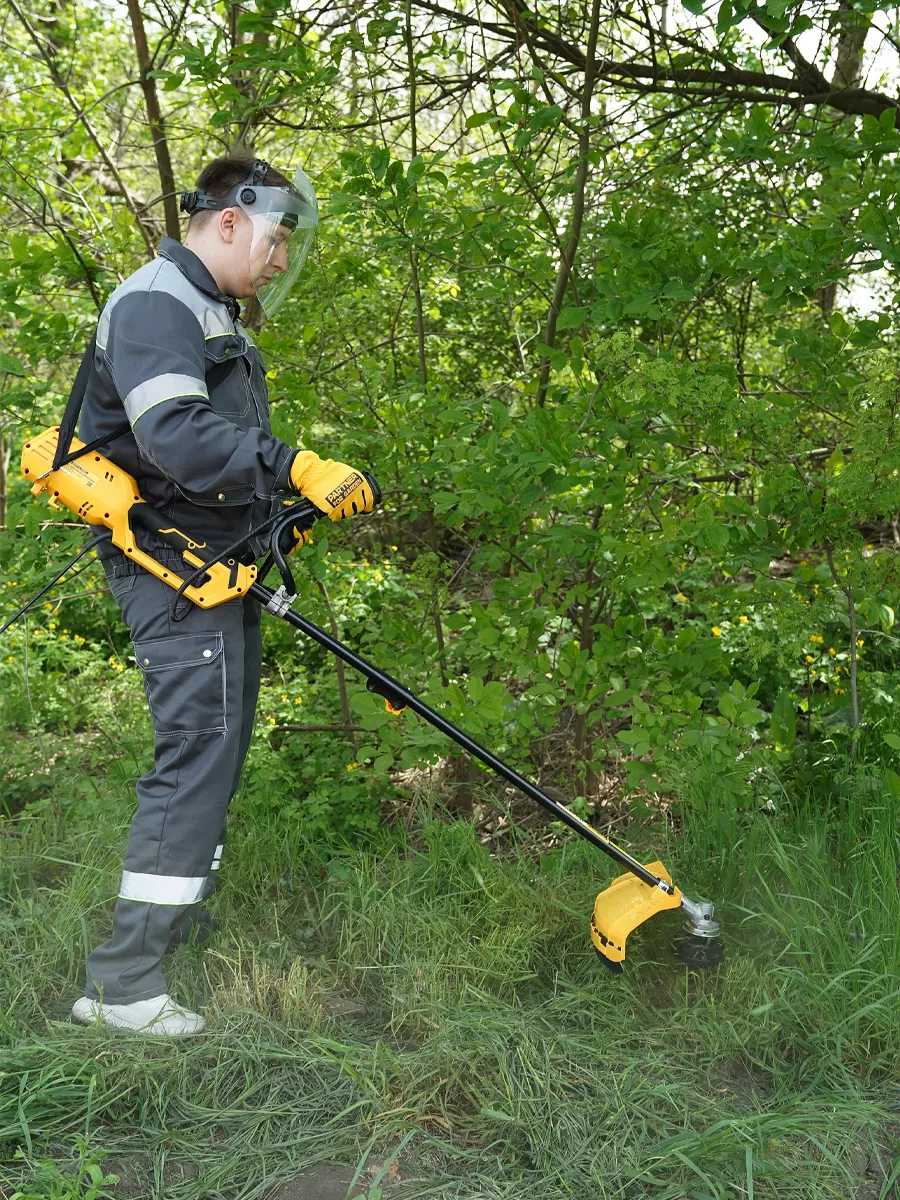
[556,306,588,330]
[718,692,737,721]
[0,351,25,376]
[883,733,900,751]
[770,690,796,751]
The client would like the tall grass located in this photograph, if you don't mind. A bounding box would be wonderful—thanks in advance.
[1,756,899,1198]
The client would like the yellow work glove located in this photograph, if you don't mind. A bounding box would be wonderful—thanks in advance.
[290,450,378,521]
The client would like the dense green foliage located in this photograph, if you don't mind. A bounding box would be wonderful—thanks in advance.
[3,0,900,1194]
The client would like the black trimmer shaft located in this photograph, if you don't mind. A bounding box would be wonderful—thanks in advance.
[249,581,670,893]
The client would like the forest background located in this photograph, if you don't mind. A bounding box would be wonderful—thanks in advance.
[2,0,900,1197]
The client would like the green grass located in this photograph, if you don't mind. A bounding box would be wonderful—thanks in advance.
[1,763,899,1199]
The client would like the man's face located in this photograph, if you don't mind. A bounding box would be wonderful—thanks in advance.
[219,210,291,299]
[249,218,292,289]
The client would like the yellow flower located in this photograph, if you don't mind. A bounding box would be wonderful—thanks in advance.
[48,621,57,630]
[74,634,85,644]
[6,655,13,663]
[675,592,688,603]
[294,697,302,705]
[814,584,820,594]
[739,614,748,624]
[281,693,288,701]
[811,669,817,677]
[391,545,398,551]
[857,638,865,648]
[805,655,814,663]
[828,647,836,657]
[373,571,383,582]
[266,715,276,724]
[346,761,359,771]
[711,626,722,637]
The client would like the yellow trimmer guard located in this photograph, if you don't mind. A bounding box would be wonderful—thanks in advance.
[590,861,682,965]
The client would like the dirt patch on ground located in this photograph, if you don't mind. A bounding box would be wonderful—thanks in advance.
[706,1056,772,1106]
[853,1119,900,1200]
[267,1154,402,1200]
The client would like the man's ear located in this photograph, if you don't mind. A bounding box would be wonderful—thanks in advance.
[218,208,239,244]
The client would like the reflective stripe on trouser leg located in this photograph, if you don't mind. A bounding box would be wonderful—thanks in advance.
[210,844,223,871]
[84,567,262,1004]
[120,871,207,904]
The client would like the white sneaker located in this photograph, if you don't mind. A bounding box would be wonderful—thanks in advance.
[71,993,205,1037]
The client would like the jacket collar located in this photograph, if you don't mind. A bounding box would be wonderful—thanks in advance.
[158,236,240,317]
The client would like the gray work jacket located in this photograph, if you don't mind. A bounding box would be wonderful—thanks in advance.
[79,237,297,562]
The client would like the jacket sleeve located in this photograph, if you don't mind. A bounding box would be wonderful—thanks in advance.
[105,290,297,500]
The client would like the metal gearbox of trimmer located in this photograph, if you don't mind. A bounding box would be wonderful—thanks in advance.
[11,425,724,971]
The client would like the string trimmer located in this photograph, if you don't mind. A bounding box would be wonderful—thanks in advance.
[9,426,723,970]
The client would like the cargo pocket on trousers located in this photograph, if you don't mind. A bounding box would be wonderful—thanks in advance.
[133,631,226,737]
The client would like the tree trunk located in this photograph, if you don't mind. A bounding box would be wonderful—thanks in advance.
[536,0,603,406]
[126,0,181,241]
[0,419,9,531]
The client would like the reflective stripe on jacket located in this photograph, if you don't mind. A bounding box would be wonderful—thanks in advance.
[79,236,297,559]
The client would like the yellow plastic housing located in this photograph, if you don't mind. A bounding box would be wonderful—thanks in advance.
[590,861,682,964]
[21,427,256,608]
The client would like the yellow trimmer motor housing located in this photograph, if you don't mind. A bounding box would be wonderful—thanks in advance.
[21,427,255,607]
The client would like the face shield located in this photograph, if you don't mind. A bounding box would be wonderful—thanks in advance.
[180,161,319,318]
[234,166,318,317]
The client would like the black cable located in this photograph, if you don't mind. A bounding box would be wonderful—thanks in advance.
[167,501,318,621]
[0,531,112,637]
[167,510,289,621]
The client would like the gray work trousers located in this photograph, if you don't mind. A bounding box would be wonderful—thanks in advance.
[85,555,262,1003]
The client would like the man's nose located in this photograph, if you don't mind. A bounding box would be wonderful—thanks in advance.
[273,243,289,272]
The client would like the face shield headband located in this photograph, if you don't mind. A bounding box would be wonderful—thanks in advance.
[180,160,318,317]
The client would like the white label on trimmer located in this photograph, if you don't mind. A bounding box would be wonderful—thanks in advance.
[61,462,96,487]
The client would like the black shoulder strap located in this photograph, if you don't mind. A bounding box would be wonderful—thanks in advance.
[52,330,131,471]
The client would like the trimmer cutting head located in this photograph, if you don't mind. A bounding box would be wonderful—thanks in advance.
[590,863,723,970]
[674,897,724,967]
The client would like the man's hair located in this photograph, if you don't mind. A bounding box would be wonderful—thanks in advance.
[188,154,293,228]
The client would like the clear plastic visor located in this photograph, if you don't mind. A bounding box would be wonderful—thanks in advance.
[236,168,318,317]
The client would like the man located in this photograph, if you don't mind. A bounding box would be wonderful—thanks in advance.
[70,155,374,1036]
